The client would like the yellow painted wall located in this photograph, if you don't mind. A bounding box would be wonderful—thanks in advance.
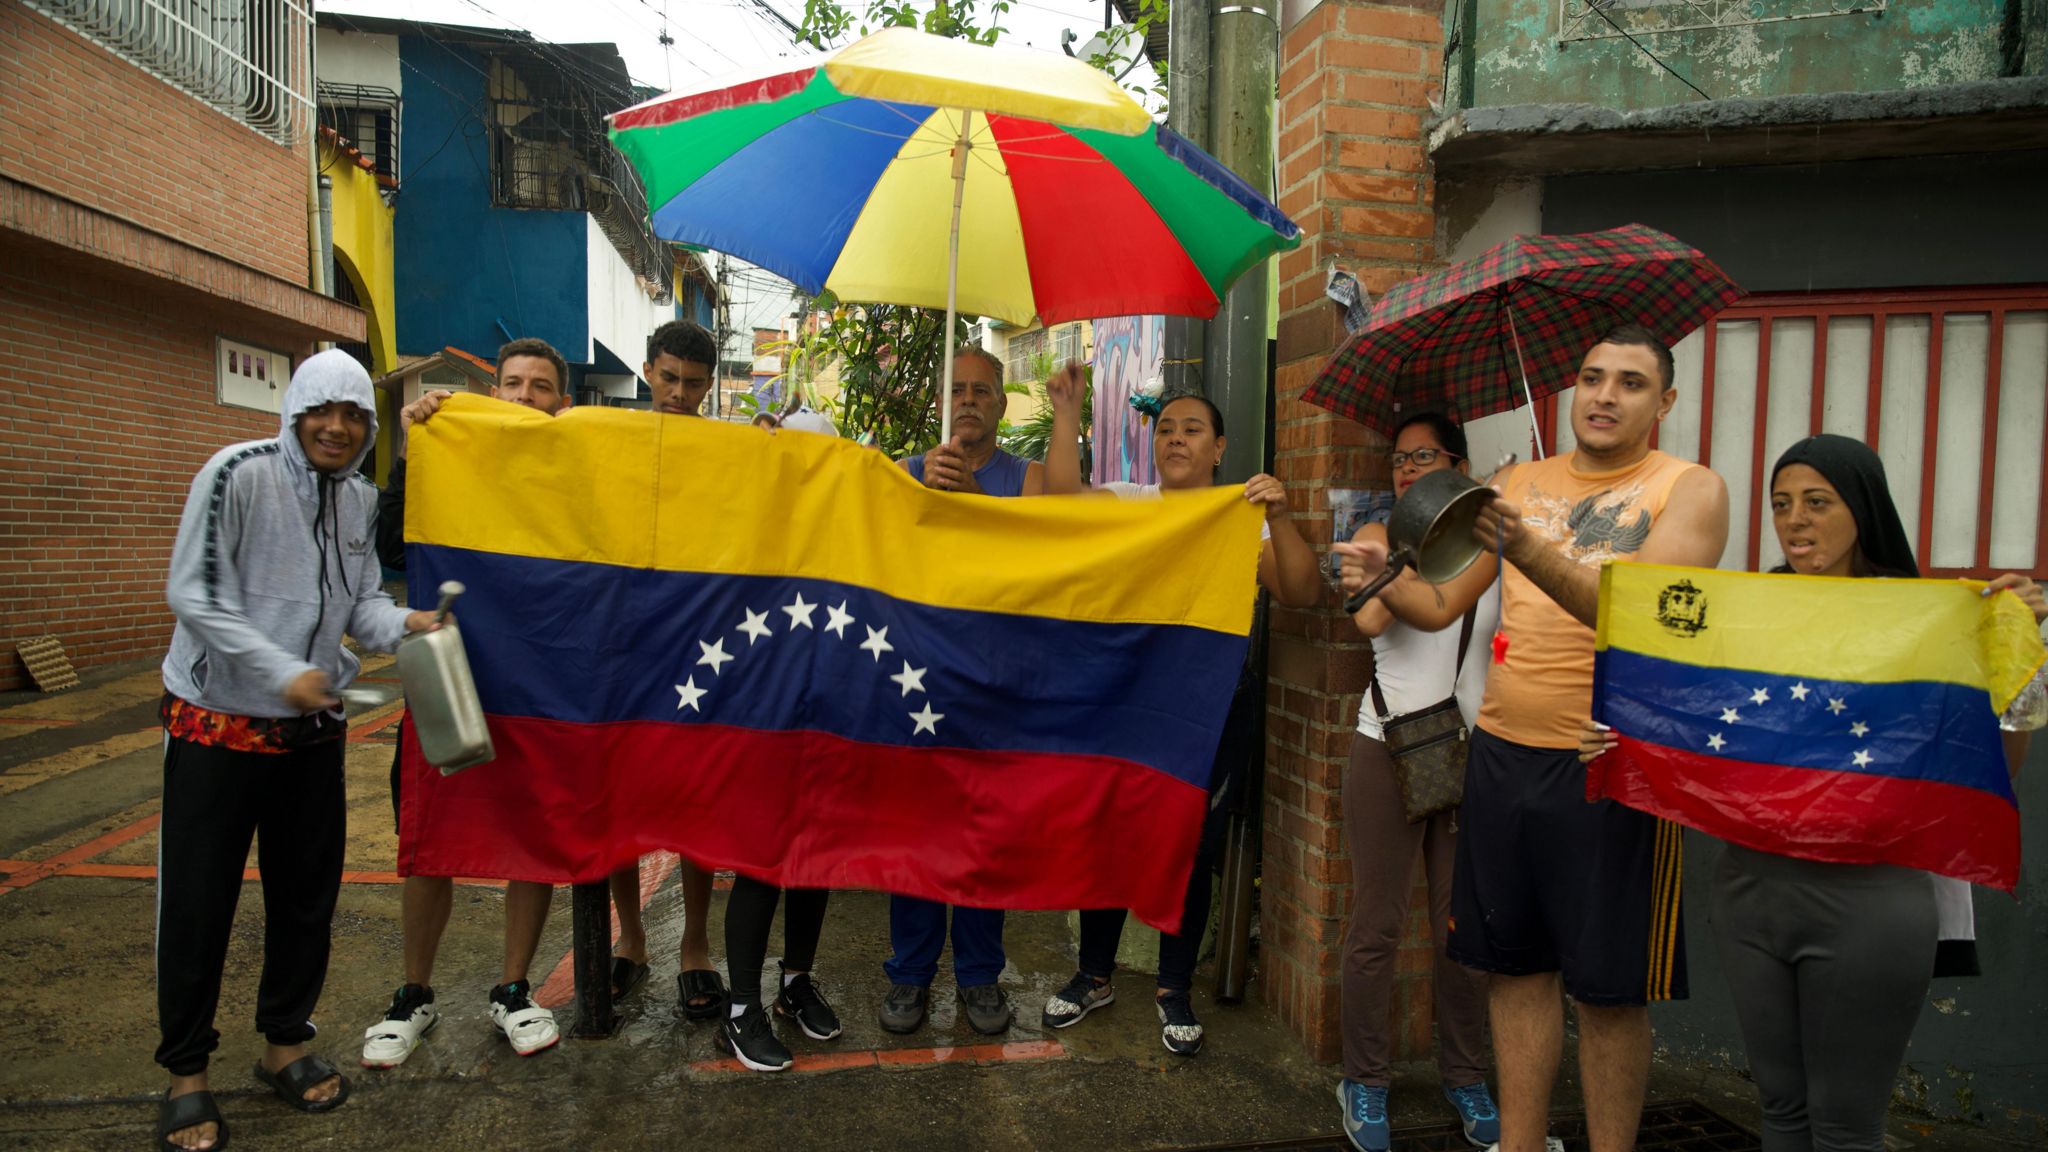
[322,139,398,481]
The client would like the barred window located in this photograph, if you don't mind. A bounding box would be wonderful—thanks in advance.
[28,0,315,145]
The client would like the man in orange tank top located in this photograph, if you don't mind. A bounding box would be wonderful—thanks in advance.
[1396,325,1729,1152]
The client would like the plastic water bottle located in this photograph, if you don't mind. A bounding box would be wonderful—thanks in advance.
[1999,669,2048,732]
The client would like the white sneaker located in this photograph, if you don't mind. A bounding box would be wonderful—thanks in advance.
[1482,1141,1565,1152]
[488,982,560,1057]
[362,985,438,1069]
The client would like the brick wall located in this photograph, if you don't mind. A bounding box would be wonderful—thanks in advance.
[1262,0,1445,1062]
[0,4,311,284]
[0,268,290,691]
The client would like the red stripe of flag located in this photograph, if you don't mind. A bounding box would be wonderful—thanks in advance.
[399,718,1211,931]
[1590,735,2019,891]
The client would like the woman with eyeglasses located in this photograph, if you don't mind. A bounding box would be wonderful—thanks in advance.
[1330,413,1501,1152]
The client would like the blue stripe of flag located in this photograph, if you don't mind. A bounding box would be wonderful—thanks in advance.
[410,544,1247,791]
[1595,648,2014,801]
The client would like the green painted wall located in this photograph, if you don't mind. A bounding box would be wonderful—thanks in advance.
[1449,0,2044,111]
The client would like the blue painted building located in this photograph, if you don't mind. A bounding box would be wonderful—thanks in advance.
[318,15,718,403]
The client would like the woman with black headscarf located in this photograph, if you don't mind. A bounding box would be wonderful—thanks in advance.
[1583,434,2044,1152]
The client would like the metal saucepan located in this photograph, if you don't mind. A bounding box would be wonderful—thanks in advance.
[1341,468,1494,614]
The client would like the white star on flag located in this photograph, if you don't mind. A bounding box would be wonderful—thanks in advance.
[1789,682,1811,701]
[675,677,707,712]
[697,638,733,675]
[1750,687,1771,705]
[738,607,774,645]
[1721,707,1741,724]
[910,702,944,735]
[1827,697,1847,715]
[1852,748,1873,768]
[1850,721,1869,738]
[1707,732,1726,752]
[782,593,817,630]
[860,625,893,662]
[824,601,855,638]
[889,661,927,698]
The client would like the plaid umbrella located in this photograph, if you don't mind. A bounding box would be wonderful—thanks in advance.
[1305,224,1743,449]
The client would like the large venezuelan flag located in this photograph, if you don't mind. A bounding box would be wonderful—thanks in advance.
[1590,564,2042,891]
[397,395,1262,929]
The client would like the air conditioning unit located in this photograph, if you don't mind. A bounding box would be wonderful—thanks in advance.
[217,337,291,414]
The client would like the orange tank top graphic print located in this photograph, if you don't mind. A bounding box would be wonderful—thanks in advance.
[1477,449,1697,749]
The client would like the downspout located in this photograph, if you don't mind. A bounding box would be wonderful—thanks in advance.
[318,174,335,304]
[305,21,329,348]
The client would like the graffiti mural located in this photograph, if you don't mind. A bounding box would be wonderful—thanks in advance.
[1089,314,1163,486]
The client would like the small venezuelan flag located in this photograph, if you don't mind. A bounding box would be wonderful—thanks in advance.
[398,395,1263,930]
[1591,564,2042,892]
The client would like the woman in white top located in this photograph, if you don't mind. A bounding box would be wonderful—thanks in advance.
[1040,387,1321,1057]
[1331,413,1501,1152]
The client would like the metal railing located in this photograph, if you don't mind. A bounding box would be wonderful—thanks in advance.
[27,0,315,145]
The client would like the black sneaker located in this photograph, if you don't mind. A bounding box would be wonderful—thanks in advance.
[718,1003,793,1072]
[1156,991,1204,1057]
[878,983,929,1034]
[958,983,1013,1035]
[1041,971,1114,1029]
[773,969,843,1040]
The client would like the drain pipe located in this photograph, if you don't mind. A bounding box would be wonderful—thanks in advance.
[304,25,330,348]
[317,174,335,303]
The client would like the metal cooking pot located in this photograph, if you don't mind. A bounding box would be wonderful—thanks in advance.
[1341,468,1493,614]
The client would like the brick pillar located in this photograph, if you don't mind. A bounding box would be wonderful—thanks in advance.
[1261,0,1444,1062]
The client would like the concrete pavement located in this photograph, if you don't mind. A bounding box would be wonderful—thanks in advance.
[0,658,2031,1151]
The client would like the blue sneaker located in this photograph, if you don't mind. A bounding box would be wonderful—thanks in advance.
[1443,1081,1501,1147]
[1336,1079,1390,1152]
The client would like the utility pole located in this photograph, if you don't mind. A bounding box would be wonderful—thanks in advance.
[1160,0,1211,401]
[1204,0,1275,486]
[713,254,729,418]
[1203,0,1277,1008]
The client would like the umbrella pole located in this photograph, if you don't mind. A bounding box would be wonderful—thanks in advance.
[1504,304,1546,460]
[938,110,974,447]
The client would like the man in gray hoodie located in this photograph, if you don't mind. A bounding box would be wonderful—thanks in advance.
[156,350,434,1152]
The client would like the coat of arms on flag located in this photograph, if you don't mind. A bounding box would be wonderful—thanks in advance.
[1591,563,2043,891]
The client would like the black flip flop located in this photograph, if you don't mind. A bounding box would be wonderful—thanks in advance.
[158,1089,229,1152]
[251,1053,351,1114]
[611,956,650,1002]
[678,968,728,1021]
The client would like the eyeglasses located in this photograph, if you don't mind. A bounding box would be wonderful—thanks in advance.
[1389,447,1460,469]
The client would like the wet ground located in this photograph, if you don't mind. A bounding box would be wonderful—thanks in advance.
[0,659,2031,1151]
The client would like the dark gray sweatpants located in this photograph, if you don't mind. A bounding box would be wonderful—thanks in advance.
[1711,844,1935,1152]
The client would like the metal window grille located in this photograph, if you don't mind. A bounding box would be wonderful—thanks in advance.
[1052,322,1082,366]
[1532,284,2048,578]
[28,0,315,145]
[485,53,669,301]
[318,81,399,183]
[1005,327,1049,383]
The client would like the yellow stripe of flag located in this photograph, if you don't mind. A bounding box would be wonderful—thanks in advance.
[405,395,1264,635]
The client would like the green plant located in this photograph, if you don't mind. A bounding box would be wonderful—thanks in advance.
[999,351,1091,463]
[788,300,970,458]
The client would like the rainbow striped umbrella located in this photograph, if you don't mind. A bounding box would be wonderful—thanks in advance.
[608,28,1300,439]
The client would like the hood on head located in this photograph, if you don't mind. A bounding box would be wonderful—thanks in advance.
[1770,433,1918,578]
[280,349,380,478]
